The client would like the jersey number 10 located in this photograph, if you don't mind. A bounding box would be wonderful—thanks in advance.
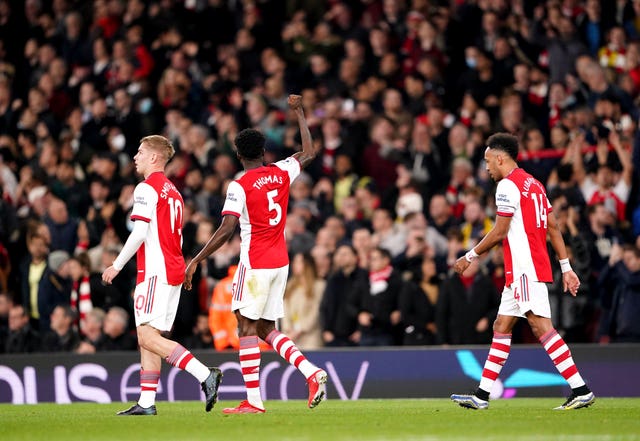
[168,197,183,235]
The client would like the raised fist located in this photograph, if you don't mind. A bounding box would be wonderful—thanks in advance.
[288,94,302,110]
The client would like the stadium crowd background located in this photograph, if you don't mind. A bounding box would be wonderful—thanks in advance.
[1,0,640,354]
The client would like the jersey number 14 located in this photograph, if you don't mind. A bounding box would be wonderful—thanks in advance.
[530,193,547,229]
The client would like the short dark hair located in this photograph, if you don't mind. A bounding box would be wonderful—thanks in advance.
[55,304,77,321]
[336,243,357,256]
[623,244,640,259]
[486,132,519,160]
[372,247,392,261]
[234,129,265,160]
[556,163,573,182]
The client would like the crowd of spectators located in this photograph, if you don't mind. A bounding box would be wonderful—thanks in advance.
[1,0,640,354]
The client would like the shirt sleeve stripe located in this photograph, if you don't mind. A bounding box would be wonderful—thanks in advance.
[496,211,514,217]
[221,210,241,218]
[130,214,151,222]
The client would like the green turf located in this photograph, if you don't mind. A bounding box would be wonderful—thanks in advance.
[1,399,639,441]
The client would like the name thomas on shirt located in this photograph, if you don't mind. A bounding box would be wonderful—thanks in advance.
[252,174,283,190]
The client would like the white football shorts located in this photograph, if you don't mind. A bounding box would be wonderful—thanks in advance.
[133,276,182,331]
[498,273,551,318]
[231,263,289,321]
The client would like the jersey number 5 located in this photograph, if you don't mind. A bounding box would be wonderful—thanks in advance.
[530,193,547,229]
[266,189,282,226]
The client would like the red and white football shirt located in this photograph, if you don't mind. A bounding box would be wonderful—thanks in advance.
[495,168,552,286]
[221,157,301,269]
[581,175,629,222]
[130,172,186,285]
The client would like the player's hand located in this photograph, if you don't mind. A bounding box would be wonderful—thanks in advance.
[102,265,120,285]
[184,262,196,290]
[562,270,580,297]
[288,94,302,110]
[453,256,470,274]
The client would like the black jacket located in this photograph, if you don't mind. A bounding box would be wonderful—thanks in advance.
[399,280,438,345]
[351,269,404,336]
[95,332,138,351]
[320,267,367,340]
[5,325,41,353]
[37,269,72,332]
[598,262,640,342]
[41,329,81,352]
[436,271,499,345]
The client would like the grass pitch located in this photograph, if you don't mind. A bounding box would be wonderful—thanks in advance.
[1,398,639,441]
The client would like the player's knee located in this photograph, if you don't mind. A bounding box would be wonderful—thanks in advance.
[137,325,154,350]
[492,318,509,334]
[256,319,275,340]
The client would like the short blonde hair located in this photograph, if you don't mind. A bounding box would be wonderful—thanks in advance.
[140,135,175,162]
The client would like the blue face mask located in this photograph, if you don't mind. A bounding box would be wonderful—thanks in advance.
[138,98,153,114]
[466,57,477,69]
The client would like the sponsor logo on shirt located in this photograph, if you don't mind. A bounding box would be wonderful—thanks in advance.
[135,196,147,205]
[227,192,237,202]
[496,193,509,203]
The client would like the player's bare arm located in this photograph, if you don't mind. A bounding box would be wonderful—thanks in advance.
[453,215,511,274]
[184,215,239,290]
[609,130,633,187]
[289,94,317,168]
[547,210,581,296]
[102,219,149,285]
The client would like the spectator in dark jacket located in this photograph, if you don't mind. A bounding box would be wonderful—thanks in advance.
[5,304,41,353]
[320,244,366,347]
[436,258,499,345]
[351,247,404,346]
[37,250,72,332]
[43,198,78,255]
[399,256,439,345]
[95,306,137,351]
[598,244,640,343]
[548,204,594,342]
[75,307,105,354]
[41,305,80,352]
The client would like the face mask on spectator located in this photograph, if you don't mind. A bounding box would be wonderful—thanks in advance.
[139,98,153,114]
[112,134,126,151]
[465,57,477,69]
